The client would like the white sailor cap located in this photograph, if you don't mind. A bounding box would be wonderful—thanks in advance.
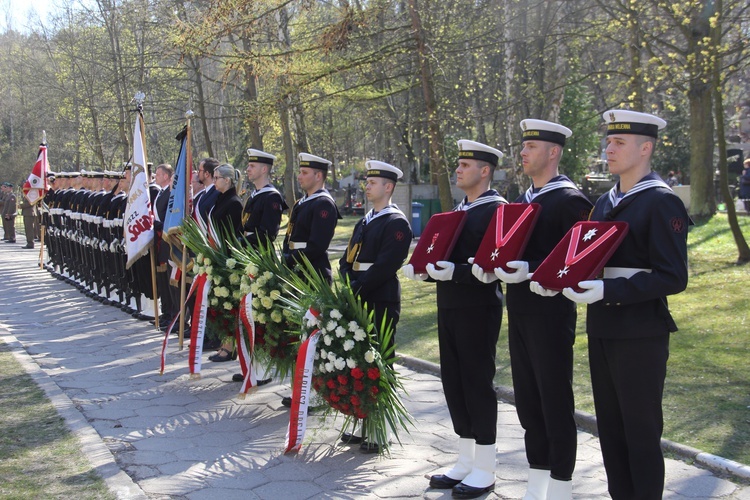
[246,148,276,165]
[520,119,572,146]
[365,160,403,181]
[457,139,504,166]
[298,152,332,172]
[104,170,124,179]
[603,109,666,138]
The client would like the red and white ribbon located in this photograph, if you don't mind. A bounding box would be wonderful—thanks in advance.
[236,293,256,395]
[496,204,535,247]
[285,307,322,454]
[188,273,211,377]
[159,276,201,374]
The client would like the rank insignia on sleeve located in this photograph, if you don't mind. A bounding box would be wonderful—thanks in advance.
[670,217,685,233]
[395,231,405,241]
[320,210,329,219]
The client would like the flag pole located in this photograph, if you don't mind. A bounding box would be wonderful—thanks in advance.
[178,110,194,350]
[133,92,160,331]
[37,131,47,269]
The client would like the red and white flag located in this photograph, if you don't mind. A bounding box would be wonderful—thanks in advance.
[23,140,49,205]
[124,111,154,269]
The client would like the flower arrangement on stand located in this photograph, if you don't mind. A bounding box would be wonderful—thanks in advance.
[181,218,243,346]
[230,238,303,381]
[284,258,413,455]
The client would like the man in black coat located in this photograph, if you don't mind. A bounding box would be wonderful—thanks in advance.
[280,152,341,408]
[338,160,412,452]
[543,110,689,500]
[404,140,507,499]
[282,152,341,283]
[242,149,288,248]
[153,164,179,327]
[473,119,592,499]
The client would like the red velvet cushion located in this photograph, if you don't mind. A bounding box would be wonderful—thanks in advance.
[408,211,468,273]
[533,221,629,291]
[473,203,541,272]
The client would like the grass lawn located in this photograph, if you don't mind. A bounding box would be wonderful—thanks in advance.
[332,212,750,465]
[0,340,114,499]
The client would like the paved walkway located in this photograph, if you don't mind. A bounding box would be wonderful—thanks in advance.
[1,243,748,499]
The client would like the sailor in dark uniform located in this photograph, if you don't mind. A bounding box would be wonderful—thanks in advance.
[547,110,689,500]
[338,160,412,452]
[403,140,507,499]
[282,152,341,283]
[230,149,289,382]
[473,120,592,499]
[280,152,341,408]
[241,149,288,248]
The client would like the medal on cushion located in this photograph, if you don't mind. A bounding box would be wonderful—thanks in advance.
[427,232,439,253]
[558,225,619,279]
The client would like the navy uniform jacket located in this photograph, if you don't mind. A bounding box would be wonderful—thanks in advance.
[587,173,689,338]
[283,189,341,281]
[436,190,507,309]
[339,207,412,304]
[507,179,593,315]
[242,185,288,248]
[209,187,244,240]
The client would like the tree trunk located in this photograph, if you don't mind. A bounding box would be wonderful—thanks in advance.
[407,0,452,212]
[97,0,129,162]
[686,6,715,218]
[187,55,214,158]
[239,36,263,150]
[279,92,297,205]
[711,0,750,262]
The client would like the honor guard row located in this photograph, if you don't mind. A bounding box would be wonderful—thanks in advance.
[42,166,158,319]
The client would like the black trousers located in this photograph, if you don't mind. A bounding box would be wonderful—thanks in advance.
[368,300,400,361]
[438,305,501,445]
[156,268,179,320]
[509,311,577,480]
[588,334,669,500]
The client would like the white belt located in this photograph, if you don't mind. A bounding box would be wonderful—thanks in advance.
[353,262,372,271]
[289,241,307,250]
[603,267,652,279]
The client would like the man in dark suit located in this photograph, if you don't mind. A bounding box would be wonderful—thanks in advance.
[193,157,220,227]
[153,164,179,328]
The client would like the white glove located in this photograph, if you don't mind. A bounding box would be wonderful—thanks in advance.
[471,263,499,284]
[401,264,427,281]
[562,280,604,304]
[426,260,455,281]
[527,273,559,297]
[494,260,529,284]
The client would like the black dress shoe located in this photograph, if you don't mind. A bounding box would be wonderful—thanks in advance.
[232,373,244,382]
[22,244,34,249]
[451,482,495,499]
[4,240,15,243]
[360,440,387,454]
[429,474,463,489]
[209,348,234,362]
[340,432,363,445]
[281,396,292,407]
